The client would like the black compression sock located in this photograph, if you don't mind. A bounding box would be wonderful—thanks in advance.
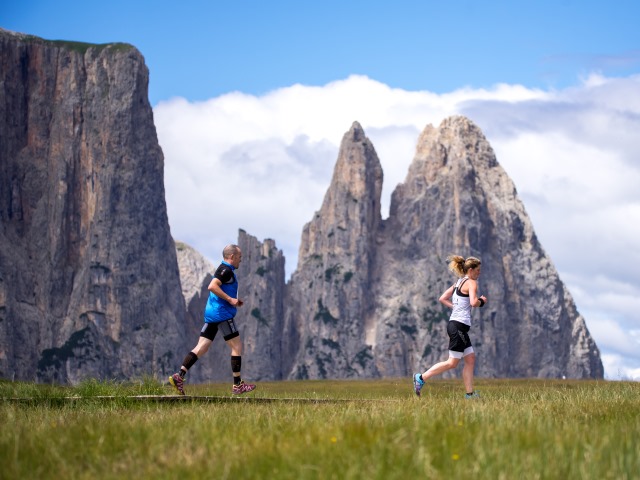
[182,352,198,372]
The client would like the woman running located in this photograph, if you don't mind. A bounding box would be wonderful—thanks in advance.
[413,255,487,399]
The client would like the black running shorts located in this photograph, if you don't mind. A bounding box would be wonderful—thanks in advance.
[447,320,474,358]
[200,318,240,341]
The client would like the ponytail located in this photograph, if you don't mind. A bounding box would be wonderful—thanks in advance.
[447,255,481,277]
[447,255,466,277]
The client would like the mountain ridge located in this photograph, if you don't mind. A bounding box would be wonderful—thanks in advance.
[0,29,603,383]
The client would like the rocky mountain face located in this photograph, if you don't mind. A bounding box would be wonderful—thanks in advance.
[1,29,602,383]
[370,117,602,379]
[0,29,189,382]
[178,117,602,381]
[281,116,601,380]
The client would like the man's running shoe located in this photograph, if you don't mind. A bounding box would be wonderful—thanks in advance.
[465,391,480,399]
[232,381,256,395]
[413,373,425,397]
[169,373,185,396]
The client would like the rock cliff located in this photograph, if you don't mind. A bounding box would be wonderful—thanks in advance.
[0,29,188,382]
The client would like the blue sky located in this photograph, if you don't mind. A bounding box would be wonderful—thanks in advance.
[3,1,640,381]
[3,1,640,104]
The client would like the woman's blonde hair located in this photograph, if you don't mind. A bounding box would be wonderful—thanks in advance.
[447,255,481,277]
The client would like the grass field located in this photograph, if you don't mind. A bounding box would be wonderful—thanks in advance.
[1,377,639,479]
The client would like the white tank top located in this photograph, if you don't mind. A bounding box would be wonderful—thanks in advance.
[450,277,472,326]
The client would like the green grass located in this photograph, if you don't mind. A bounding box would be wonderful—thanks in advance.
[1,378,639,479]
[17,34,133,54]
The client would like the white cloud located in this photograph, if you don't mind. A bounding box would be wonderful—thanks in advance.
[566,273,640,330]
[586,317,640,358]
[154,73,640,380]
[601,353,640,382]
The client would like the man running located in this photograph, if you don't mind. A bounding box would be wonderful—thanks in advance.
[169,244,256,395]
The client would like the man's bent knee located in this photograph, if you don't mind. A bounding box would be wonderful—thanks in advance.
[193,338,212,356]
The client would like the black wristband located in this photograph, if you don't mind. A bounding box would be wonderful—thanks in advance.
[478,298,485,307]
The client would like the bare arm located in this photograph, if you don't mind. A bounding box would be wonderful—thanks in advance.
[439,284,455,308]
[468,279,487,308]
[208,278,243,307]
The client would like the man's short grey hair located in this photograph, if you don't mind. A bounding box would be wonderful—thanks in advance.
[222,244,241,259]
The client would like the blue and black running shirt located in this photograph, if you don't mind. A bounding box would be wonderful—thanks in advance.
[204,261,238,323]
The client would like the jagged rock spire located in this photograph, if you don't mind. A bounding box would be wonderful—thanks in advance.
[282,121,384,379]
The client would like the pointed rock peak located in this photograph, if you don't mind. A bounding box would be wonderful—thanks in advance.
[332,121,382,182]
[419,115,486,143]
[345,121,365,142]
[440,115,486,137]
[441,114,476,129]
[412,114,496,175]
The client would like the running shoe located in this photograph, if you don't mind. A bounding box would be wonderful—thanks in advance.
[464,391,480,399]
[232,381,256,395]
[169,373,185,396]
[413,373,424,397]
